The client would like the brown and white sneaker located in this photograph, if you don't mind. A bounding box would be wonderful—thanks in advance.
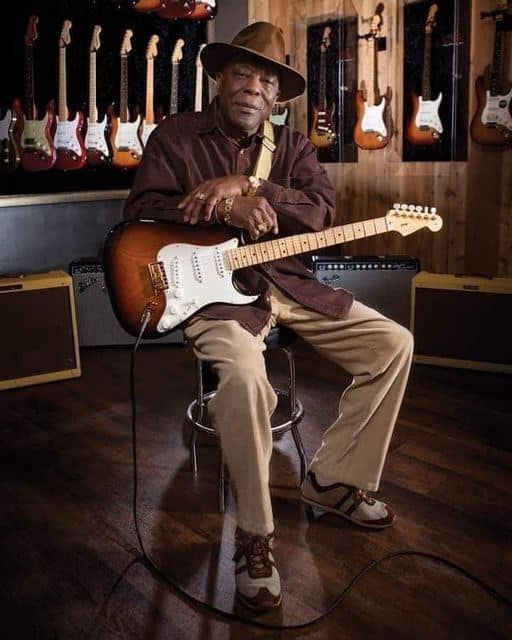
[301,471,396,529]
[233,527,282,612]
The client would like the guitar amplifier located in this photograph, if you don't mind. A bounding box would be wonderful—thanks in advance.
[70,261,184,346]
[312,255,420,327]
[0,270,81,390]
[411,271,512,373]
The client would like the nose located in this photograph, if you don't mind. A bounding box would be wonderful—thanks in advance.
[243,73,262,95]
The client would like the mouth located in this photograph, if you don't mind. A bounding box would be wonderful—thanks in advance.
[234,102,260,114]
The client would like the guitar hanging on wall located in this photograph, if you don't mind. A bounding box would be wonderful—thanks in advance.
[406,3,443,145]
[194,43,206,112]
[354,6,390,150]
[187,0,217,20]
[309,26,337,149]
[140,34,160,147]
[85,25,110,166]
[169,38,185,118]
[15,14,56,172]
[0,104,20,172]
[54,20,87,171]
[103,204,442,339]
[109,29,143,169]
[470,0,512,146]
[157,1,195,19]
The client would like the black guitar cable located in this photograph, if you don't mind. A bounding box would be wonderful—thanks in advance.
[102,322,512,632]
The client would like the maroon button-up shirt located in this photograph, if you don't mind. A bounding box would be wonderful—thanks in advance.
[122,99,353,335]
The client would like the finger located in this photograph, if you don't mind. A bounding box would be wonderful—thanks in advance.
[263,206,279,234]
[184,199,204,225]
[202,196,218,222]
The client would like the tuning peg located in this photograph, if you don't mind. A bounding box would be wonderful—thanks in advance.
[408,204,416,212]
[392,203,400,210]
[431,207,437,214]
[423,206,429,213]
[400,204,408,211]
[415,205,423,212]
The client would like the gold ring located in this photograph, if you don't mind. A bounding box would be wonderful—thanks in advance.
[196,193,207,201]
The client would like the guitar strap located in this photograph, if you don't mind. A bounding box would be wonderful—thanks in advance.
[252,120,276,180]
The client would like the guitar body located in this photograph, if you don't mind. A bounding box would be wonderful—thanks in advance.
[0,107,20,172]
[110,115,143,168]
[54,112,87,170]
[16,103,57,171]
[85,116,111,166]
[269,107,289,126]
[309,103,337,149]
[187,0,217,19]
[470,76,512,146]
[133,0,163,11]
[157,0,195,19]
[103,219,243,337]
[353,90,389,150]
[406,92,443,145]
[139,121,158,148]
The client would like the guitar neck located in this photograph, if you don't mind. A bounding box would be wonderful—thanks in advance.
[145,58,155,123]
[225,217,389,271]
[422,32,432,99]
[170,61,179,115]
[318,50,326,109]
[194,65,203,112]
[120,54,129,122]
[490,23,505,96]
[58,46,67,119]
[25,44,35,120]
[89,51,98,121]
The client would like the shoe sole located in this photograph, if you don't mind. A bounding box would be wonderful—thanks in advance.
[301,494,396,529]
[235,591,282,613]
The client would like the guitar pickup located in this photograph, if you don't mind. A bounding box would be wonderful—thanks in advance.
[148,261,168,292]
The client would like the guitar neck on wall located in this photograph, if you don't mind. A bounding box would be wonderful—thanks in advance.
[110,29,143,169]
[54,20,87,170]
[15,14,56,172]
[354,6,390,150]
[470,0,512,147]
[194,43,206,112]
[309,26,337,150]
[406,3,443,145]
[85,25,110,166]
[103,204,442,339]
[169,38,185,117]
[140,34,160,148]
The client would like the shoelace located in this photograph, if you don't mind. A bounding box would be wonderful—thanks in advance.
[234,532,274,578]
[353,488,376,507]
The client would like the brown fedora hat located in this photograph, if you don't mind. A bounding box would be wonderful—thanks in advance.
[201,22,306,102]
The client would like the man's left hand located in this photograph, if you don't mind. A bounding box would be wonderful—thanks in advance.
[178,176,249,224]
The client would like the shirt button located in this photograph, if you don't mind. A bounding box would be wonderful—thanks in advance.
[239,149,244,155]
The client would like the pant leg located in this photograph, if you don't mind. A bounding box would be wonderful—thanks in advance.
[269,284,414,492]
[185,317,277,536]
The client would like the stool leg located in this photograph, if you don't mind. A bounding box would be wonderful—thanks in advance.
[218,450,226,513]
[283,345,308,484]
[291,424,308,484]
[189,428,198,475]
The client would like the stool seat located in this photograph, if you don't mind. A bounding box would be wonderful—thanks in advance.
[186,325,307,512]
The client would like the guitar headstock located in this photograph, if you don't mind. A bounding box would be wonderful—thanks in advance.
[90,25,102,53]
[196,43,206,68]
[321,26,332,52]
[370,3,384,37]
[146,34,159,60]
[386,203,443,236]
[425,4,439,33]
[172,38,185,63]
[59,20,72,48]
[25,15,39,46]
[120,29,134,56]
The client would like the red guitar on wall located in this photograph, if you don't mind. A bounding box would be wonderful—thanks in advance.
[54,20,87,170]
[309,27,337,150]
[157,1,195,19]
[14,15,56,171]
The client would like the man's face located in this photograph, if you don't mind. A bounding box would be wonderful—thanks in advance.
[217,57,280,136]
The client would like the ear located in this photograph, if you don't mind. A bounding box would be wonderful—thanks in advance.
[215,72,223,93]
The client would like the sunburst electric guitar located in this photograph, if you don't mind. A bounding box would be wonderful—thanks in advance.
[309,27,337,149]
[139,34,160,148]
[406,3,443,145]
[470,0,512,146]
[354,9,390,150]
[103,204,442,338]
[85,25,110,166]
[110,29,143,169]
[54,20,87,170]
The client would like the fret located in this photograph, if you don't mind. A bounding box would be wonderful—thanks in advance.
[375,216,387,234]
[333,227,345,244]
[306,232,318,251]
[270,239,281,260]
[278,239,289,258]
[342,225,354,242]
[352,222,366,239]
[324,228,336,246]
[363,219,377,237]
[316,230,327,248]
[247,245,259,266]
[254,242,264,263]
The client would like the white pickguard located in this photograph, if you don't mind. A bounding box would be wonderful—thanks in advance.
[155,239,257,333]
[415,93,443,134]
[0,109,13,141]
[361,98,387,138]
[85,117,110,157]
[114,117,143,155]
[140,121,158,148]
[481,89,512,132]
[269,109,289,126]
[21,115,52,155]
[55,114,84,156]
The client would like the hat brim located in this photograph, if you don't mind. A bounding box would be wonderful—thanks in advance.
[201,42,306,103]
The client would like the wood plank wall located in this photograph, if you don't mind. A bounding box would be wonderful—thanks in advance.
[248,0,512,277]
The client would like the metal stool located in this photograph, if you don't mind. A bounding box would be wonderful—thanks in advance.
[186,325,307,512]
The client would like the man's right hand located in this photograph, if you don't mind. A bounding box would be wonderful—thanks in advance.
[226,196,279,240]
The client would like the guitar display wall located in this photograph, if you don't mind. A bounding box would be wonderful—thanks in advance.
[0,0,208,195]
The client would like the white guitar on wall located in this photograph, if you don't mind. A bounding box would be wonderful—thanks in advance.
[104,204,443,338]
[85,25,110,165]
[140,34,160,148]
[194,43,206,112]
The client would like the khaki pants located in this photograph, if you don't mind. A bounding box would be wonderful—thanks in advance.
[185,283,414,536]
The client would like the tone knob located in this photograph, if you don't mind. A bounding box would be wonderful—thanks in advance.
[161,317,171,330]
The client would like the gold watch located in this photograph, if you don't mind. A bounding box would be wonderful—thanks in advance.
[246,175,261,197]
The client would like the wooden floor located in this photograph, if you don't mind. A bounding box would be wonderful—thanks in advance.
[1,339,511,640]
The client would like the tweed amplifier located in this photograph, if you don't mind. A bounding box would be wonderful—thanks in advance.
[70,261,184,346]
[0,270,81,390]
[411,271,512,373]
[312,255,420,327]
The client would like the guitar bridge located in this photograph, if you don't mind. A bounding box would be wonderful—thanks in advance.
[148,261,168,292]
